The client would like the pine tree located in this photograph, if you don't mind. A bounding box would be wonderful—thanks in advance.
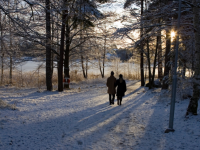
[186,0,200,115]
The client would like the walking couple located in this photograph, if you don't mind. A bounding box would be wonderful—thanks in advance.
[106,71,127,105]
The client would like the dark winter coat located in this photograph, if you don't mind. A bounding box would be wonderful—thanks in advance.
[115,78,127,97]
[106,75,116,94]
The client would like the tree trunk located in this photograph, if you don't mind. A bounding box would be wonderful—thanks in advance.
[64,18,70,89]
[162,28,171,89]
[157,0,163,80]
[8,0,12,85]
[81,55,86,78]
[152,36,159,86]
[9,56,12,85]
[58,10,66,92]
[56,13,59,89]
[140,0,145,86]
[1,53,3,85]
[186,0,200,115]
[46,0,52,91]
[147,39,152,89]
[86,57,88,78]
[0,11,3,85]
[99,57,103,78]
[99,36,106,78]
[182,59,186,79]
[51,9,54,76]
[79,0,87,79]
[102,58,105,78]
[158,26,162,79]
[102,36,106,78]
[192,42,195,76]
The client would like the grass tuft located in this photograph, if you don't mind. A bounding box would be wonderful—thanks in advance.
[0,99,18,110]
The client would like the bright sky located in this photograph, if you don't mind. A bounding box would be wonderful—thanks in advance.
[99,0,126,13]
[99,0,133,27]
[98,0,139,47]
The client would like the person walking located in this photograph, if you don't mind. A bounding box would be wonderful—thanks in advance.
[115,74,127,105]
[106,71,116,105]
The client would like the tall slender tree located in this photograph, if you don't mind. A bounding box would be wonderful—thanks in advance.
[157,0,162,80]
[140,0,145,86]
[64,10,70,89]
[63,0,104,89]
[46,0,52,91]
[58,1,67,92]
[0,10,4,85]
[8,0,13,85]
[186,0,200,115]
[124,0,145,86]
[162,27,171,89]
[162,0,171,89]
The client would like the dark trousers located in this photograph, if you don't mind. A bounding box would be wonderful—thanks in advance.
[117,96,122,105]
[109,94,115,104]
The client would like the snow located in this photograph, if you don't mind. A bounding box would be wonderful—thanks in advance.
[0,79,200,150]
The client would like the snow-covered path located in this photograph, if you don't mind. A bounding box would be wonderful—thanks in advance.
[0,79,200,150]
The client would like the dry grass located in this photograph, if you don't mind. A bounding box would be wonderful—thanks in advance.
[0,65,141,88]
[0,99,18,110]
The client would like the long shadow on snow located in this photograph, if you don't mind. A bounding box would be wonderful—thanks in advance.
[128,89,170,150]
[133,92,200,150]
[1,89,62,102]
[1,82,146,149]
[124,86,143,98]
[14,88,106,115]
[13,80,139,108]
[56,89,153,149]
[126,80,140,87]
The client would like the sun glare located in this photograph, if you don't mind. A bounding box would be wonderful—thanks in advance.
[170,31,176,41]
[171,31,176,38]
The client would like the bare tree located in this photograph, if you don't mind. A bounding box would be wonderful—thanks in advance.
[140,0,145,86]
[58,0,66,92]
[0,10,4,84]
[46,0,52,91]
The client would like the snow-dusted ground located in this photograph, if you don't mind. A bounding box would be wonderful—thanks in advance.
[0,79,200,150]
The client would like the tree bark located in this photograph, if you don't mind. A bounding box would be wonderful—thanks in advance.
[99,36,106,78]
[58,10,66,92]
[1,53,3,85]
[140,0,145,86]
[81,55,86,78]
[86,57,88,78]
[182,59,186,79]
[147,39,152,89]
[152,36,159,86]
[157,0,162,79]
[8,0,12,85]
[46,0,52,91]
[102,35,106,78]
[51,8,54,76]
[162,28,171,89]
[64,18,70,89]
[0,10,4,85]
[56,13,60,90]
[9,56,12,85]
[99,57,103,77]
[186,0,200,115]
[158,26,162,79]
